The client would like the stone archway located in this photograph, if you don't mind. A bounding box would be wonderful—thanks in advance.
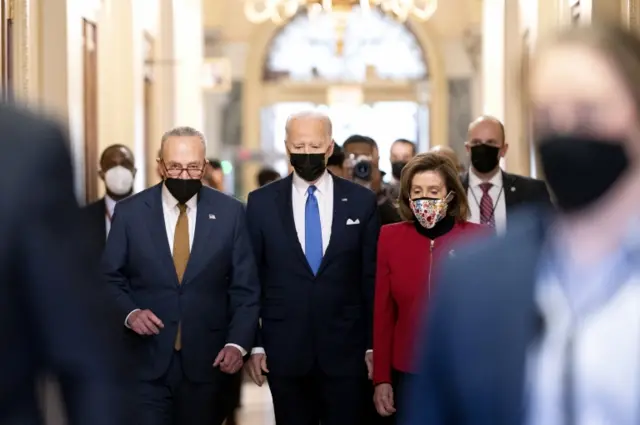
[242,10,448,146]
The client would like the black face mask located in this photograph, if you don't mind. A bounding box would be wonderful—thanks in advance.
[538,135,629,213]
[164,178,203,204]
[289,152,327,182]
[391,161,407,180]
[470,144,501,173]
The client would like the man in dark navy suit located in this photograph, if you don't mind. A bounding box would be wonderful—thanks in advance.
[244,111,380,425]
[103,126,260,425]
[0,105,129,425]
[462,115,552,234]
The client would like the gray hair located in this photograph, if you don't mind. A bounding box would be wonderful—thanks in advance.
[160,126,207,157]
[285,111,333,139]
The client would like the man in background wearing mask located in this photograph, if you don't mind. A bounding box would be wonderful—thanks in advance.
[463,115,551,233]
[83,144,136,267]
[102,126,260,425]
[387,139,416,202]
[244,111,379,425]
[343,135,402,226]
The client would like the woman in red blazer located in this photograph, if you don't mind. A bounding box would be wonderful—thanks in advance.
[372,152,488,420]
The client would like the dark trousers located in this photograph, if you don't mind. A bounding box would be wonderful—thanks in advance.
[268,368,369,425]
[370,369,414,425]
[224,372,242,419]
[136,351,228,425]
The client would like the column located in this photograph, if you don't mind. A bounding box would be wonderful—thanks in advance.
[155,0,204,132]
[97,0,145,194]
[171,0,204,129]
[481,0,529,175]
[39,0,86,196]
[12,0,39,104]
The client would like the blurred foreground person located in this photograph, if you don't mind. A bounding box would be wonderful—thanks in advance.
[0,107,128,425]
[103,126,260,425]
[373,153,487,423]
[245,111,379,425]
[403,24,640,425]
[83,144,136,266]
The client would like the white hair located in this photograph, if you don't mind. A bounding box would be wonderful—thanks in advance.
[285,111,333,139]
[160,126,207,156]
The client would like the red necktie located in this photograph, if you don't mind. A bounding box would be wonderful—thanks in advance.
[479,182,495,227]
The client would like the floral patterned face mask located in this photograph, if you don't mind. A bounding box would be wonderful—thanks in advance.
[410,192,454,229]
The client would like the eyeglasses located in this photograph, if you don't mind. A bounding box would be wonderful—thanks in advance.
[162,160,205,179]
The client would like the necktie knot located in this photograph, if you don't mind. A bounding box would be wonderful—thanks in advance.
[307,185,317,196]
[479,182,493,194]
[177,203,187,214]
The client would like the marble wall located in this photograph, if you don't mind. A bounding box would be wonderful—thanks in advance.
[447,77,472,164]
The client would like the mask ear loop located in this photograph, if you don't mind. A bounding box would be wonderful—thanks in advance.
[443,191,455,203]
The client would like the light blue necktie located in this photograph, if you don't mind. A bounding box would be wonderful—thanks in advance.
[305,185,323,275]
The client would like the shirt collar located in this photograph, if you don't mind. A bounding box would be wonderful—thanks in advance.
[161,183,198,210]
[469,168,503,188]
[292,170,331,197]
[104,195,117,216]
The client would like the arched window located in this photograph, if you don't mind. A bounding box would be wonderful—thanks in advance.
[265,8,427,82]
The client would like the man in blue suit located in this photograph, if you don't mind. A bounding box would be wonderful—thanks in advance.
[103,126,260,425]
[244,111,380,425]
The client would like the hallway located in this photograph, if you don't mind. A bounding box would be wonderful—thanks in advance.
[236,382,275,425]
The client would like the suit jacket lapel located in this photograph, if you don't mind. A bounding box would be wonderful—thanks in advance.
[317,176,349,276]
[182,190,218,284]
[144,184,178,285]
[462,172,470,192]
[276,175,313,275]
[502,171,520,223]
[97,197,107,247]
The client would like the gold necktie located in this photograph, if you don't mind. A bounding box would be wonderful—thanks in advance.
[173,203,190,350]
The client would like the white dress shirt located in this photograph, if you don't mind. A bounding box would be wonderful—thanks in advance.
[105,195,117,236]
[527,227,640,425]
[125,184,246,355]
[291,171,333,255]
[467,169,507,234]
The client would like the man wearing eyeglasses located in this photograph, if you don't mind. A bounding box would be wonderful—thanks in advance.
[102,126,260,425]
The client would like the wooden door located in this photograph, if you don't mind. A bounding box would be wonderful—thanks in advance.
[83,19,99,203]
[0,0,13,102]
[143,32,155,186]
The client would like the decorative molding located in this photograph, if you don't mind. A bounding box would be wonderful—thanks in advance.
[622,0,640,30]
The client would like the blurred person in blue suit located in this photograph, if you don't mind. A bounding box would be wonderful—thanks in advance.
[0,105,130,425]
[403,24,640,425]
[103,126,260,425]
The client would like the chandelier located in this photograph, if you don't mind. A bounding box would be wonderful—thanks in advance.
[244,0,438,24]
